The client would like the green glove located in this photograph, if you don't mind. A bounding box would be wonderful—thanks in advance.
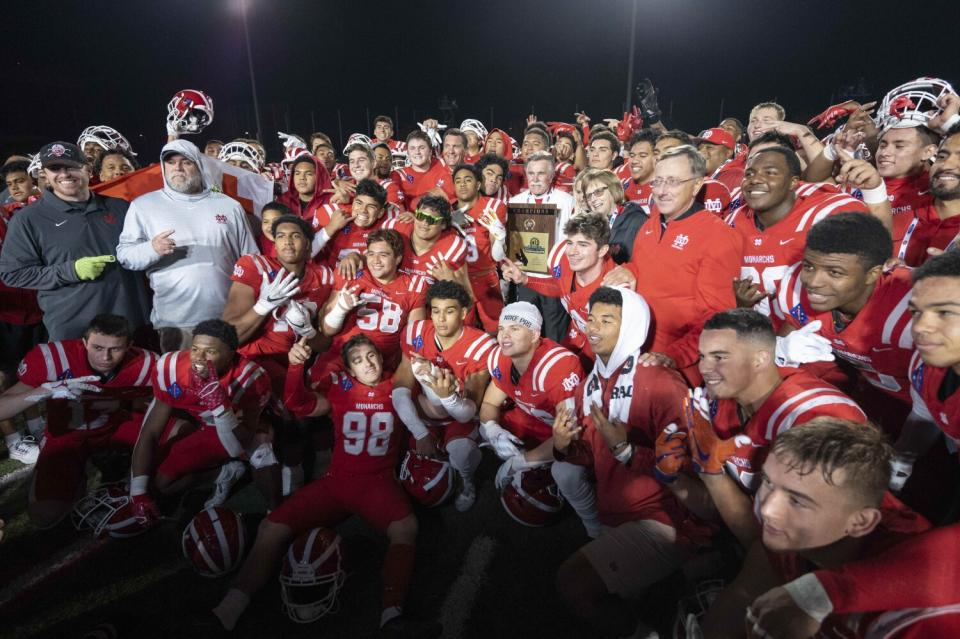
[74,255,116,281]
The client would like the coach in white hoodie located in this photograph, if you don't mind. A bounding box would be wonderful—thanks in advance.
[117,140,258,351]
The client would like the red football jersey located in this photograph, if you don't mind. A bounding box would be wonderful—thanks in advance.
[486,338,584,441]
[327,269,429,362]
[385,139,407,154]
[377,177,406,209]
[0,216,42,324]
[312,205,392,268]
[710,368,867,491]
[402,320,496,386]
[391,159,455,209]
[773,265,914,402]
[525,241,616,356]
[152,351,271,425]
[230,254,335,356]
[622,179,653,206]
[327,372,404,475]
[908,350,960,441]
[698,178,732,216]
[901,202,960,265]
[456,196,508,276]
[18,340,157,435]
[886,172,933,247]
[613,162,632,181]
[381,218,468,281]
[712,161,745,195]
[555,161,578,192]
[726,190,869,315]
[572,359,690,528]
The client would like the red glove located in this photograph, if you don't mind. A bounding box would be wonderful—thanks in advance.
[130,493,161,525]
[685,390,753,475]
[191,359,230,411]
[654,423,689,484]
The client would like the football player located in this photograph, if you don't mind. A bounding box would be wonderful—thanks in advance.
[393,281,497,511]
[478,302,600,536]
[622,129,657,206]
[222,215,335,392]
[697,127,742,193]
[383,194,469,284]
[128,320,274,521]
[372,115,407,154]
[391,130,455,209]
[317,229,428,376]
[728,147,870,314]
[312,179,390,274]
[209,335,425,634]
[475,150,511,199]
[904,127,960,261]
[772,214,914,425]
[276,154,332,223]
[501,214,616,364]
[0,315,156,527]
[658,309,866,548]
[701,418,960,638]
[553,287,694,639]
[450,163,507,332]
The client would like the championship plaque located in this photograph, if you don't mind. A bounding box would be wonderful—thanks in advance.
[506,203,557,274]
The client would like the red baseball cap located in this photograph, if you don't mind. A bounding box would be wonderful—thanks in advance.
[696,128,736,151]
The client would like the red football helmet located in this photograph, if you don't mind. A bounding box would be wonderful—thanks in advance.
[181,507,246,578]
[398,450,455,508]
[280,527,346,623]
[499,466,565,527]
[167,89,215,134]
[71,482,150,539]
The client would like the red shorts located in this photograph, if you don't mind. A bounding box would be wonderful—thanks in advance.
[32,413,143,502]
[154,421,230,483]
[268,468,412,536]
[466,270,503,333]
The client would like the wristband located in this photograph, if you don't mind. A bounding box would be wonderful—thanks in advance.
[439,391,477,423]
[783,574,834,624]
[614,443,634,464]
[391,387,430,440]
[860,182,889,205]
[130,475,150,496]
[323,303,349,332]
[938,114,960,135]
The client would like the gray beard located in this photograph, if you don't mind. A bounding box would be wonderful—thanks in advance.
[168,174,202,194]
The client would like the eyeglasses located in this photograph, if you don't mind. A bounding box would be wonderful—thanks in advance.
[584,185,610,200]
[650,176,698,190]
[414,209,444,225]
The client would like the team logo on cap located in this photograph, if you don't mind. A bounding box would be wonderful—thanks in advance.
[702,130,714,140]
[49,144,67,157]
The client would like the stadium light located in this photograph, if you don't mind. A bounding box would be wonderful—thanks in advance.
[238,0,263,142]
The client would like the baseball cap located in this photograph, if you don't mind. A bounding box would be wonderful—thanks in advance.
[696,128,736,151]
[38,142,86,168]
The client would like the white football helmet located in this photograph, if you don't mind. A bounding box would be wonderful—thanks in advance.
[280,527,346,623]
[343,133,373,155]
[460,118,489,141]
[218,141,264,172]
[77,125,136,156]
[167,89,215,134]
[26,154,41,178]
[877,77,956,131]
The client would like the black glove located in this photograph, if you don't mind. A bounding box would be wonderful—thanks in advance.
[635,78,661,125]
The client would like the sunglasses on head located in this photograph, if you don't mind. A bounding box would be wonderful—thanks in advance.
[414,209,443,225]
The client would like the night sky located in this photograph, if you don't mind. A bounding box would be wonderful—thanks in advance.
[3,0,957,160]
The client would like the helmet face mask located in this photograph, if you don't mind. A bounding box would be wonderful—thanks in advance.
[460,119,489,143]
[279,527,346,624]
[77,125,136,156]
[878,77,956,131]
[343,133,373,155]
[218,141,264,172]
[167,89,215,134]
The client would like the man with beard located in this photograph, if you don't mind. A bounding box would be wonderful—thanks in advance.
[117,140,258,352]
[553,287,694,639]
[907,126,960,259]
[0,142,151,341]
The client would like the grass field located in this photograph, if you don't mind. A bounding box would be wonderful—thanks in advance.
[2,448,692,639]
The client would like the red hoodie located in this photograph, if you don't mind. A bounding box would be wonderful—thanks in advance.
[277,154,333,223]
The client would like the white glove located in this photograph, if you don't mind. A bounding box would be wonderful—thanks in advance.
[480,420,524,460]
[775,320,835,367]
[26,375,102,402]
[253,270,301,316]
[690,386,712,421]
[276,299,317,339]
[494,454,542,490]
[323,285,363,331]
[417,121,446,147]
[278,131,305,150]
[477,208,507,241]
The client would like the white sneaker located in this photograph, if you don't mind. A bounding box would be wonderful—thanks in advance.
[9,435,40,465]
[454,479,476,512]
[205,461,247,508]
